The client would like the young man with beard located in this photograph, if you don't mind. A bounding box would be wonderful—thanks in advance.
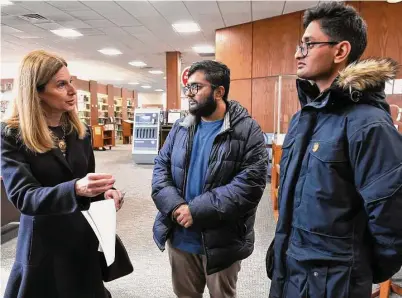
[152,60,268,297]
[269,2,402,298]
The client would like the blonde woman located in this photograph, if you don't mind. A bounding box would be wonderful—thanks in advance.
[1,50,123,298]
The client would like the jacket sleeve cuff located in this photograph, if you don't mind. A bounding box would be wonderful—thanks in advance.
[72,179,91,211]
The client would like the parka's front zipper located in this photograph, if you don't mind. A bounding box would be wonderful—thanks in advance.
[201,127,233,273]
[182,125,195,196]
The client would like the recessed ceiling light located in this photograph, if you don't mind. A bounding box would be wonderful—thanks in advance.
[149,70,164,75]
[98,48,122,56]
[155,89,164,92]
[1,0,13,6]
[387,0,401,3]
[141,85,151,89]
[50,29,83,38]
[192,45,215,54]
[163,77,166,80]
[172,22,200,33]
[128,82,139,85]
[129,61,147,67]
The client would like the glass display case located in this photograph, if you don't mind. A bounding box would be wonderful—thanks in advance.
[132,108,161,164]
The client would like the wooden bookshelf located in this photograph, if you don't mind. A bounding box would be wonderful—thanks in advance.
[91,124,115,150]
[127,99,134,121]
[97,94,109,125]
[77,90,91,125]
[114,97,123,144]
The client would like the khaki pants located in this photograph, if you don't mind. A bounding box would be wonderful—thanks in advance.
[168,242,241,298]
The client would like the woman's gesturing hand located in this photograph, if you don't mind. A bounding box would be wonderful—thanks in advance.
[75,173,115,197]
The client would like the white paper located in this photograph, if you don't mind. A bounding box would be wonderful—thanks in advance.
[385,80,394,95]
[168,112,181,124]
[393,79,402,95]
[82,200,116,266]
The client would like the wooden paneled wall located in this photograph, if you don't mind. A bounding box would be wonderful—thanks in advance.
[216,1,402,132]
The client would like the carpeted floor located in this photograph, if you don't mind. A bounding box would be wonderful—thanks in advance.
[1,144,401,297]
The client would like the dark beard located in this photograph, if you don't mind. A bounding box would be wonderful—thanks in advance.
[188,91,217,118]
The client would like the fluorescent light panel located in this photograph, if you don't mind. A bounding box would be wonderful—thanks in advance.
[192,45,215,54]
[128,82,139,85]
[98,48,122,56]
[172,22,200,33]
[51,29,83,38]
[1,0,13,6]
[141,85,151,89]
[149,70,163,74]
[155,89,164,92]
[129,61,147,67]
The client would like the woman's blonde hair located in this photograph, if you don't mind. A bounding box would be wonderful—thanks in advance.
[5,50,86,153]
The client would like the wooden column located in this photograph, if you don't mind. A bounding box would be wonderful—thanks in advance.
[133,90,138,108]
[166,51,181,110]
[89,80,98,126]
[107,84,114,118]
[122,88,128,121]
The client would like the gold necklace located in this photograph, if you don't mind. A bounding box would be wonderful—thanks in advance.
[54,125,67,155]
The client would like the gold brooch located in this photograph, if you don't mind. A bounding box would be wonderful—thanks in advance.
[312,142,319,152]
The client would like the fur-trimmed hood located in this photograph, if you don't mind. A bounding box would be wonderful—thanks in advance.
[336,58,399,91]
[297,58,400,112]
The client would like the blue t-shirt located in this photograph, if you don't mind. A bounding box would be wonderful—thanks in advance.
[171,119,224,254]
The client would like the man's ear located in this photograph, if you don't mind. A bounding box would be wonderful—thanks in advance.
[334,41,351,65]
[214,86,226,100]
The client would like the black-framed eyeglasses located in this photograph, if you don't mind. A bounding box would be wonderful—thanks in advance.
[183,83,217,96]
[296,41,339,58]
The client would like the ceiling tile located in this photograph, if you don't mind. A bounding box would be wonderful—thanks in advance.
[83,1,139,23]
[107,16,141,27]
[85,19,116,28]
[252,1,285,21]
[283,1,319,14]
[19,2,70,17]
[1,15,30,26]
[1,25,23,34]
[184,1,221,15]
[218,1,251,15]
[78,28,106,36]
[68,10,104,21]
[122,26,153,36]
[34,22,64,30]
[150,1,190,17]
[222,13,252,27]
[116,1,160,18]
[57,20,92,29]
[45,14,77,23]
[196,15,225,31]
[46,1,90,12]
[0,3,33,16]
[99,27,130,36]
[9,32,43,39]
[6,23,49,33]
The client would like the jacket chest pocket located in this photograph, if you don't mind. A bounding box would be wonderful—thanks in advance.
[306,140,350,198]
[296,140,355,238]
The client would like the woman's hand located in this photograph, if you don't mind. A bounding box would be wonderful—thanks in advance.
[75,173,115,197]
[104,189,125,211]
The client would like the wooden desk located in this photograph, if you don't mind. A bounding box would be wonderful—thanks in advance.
[122,121,133,144]
[92,125,115,150]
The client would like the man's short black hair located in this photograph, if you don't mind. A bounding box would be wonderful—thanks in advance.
[303,2,367,64]
[188,60,230,101]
